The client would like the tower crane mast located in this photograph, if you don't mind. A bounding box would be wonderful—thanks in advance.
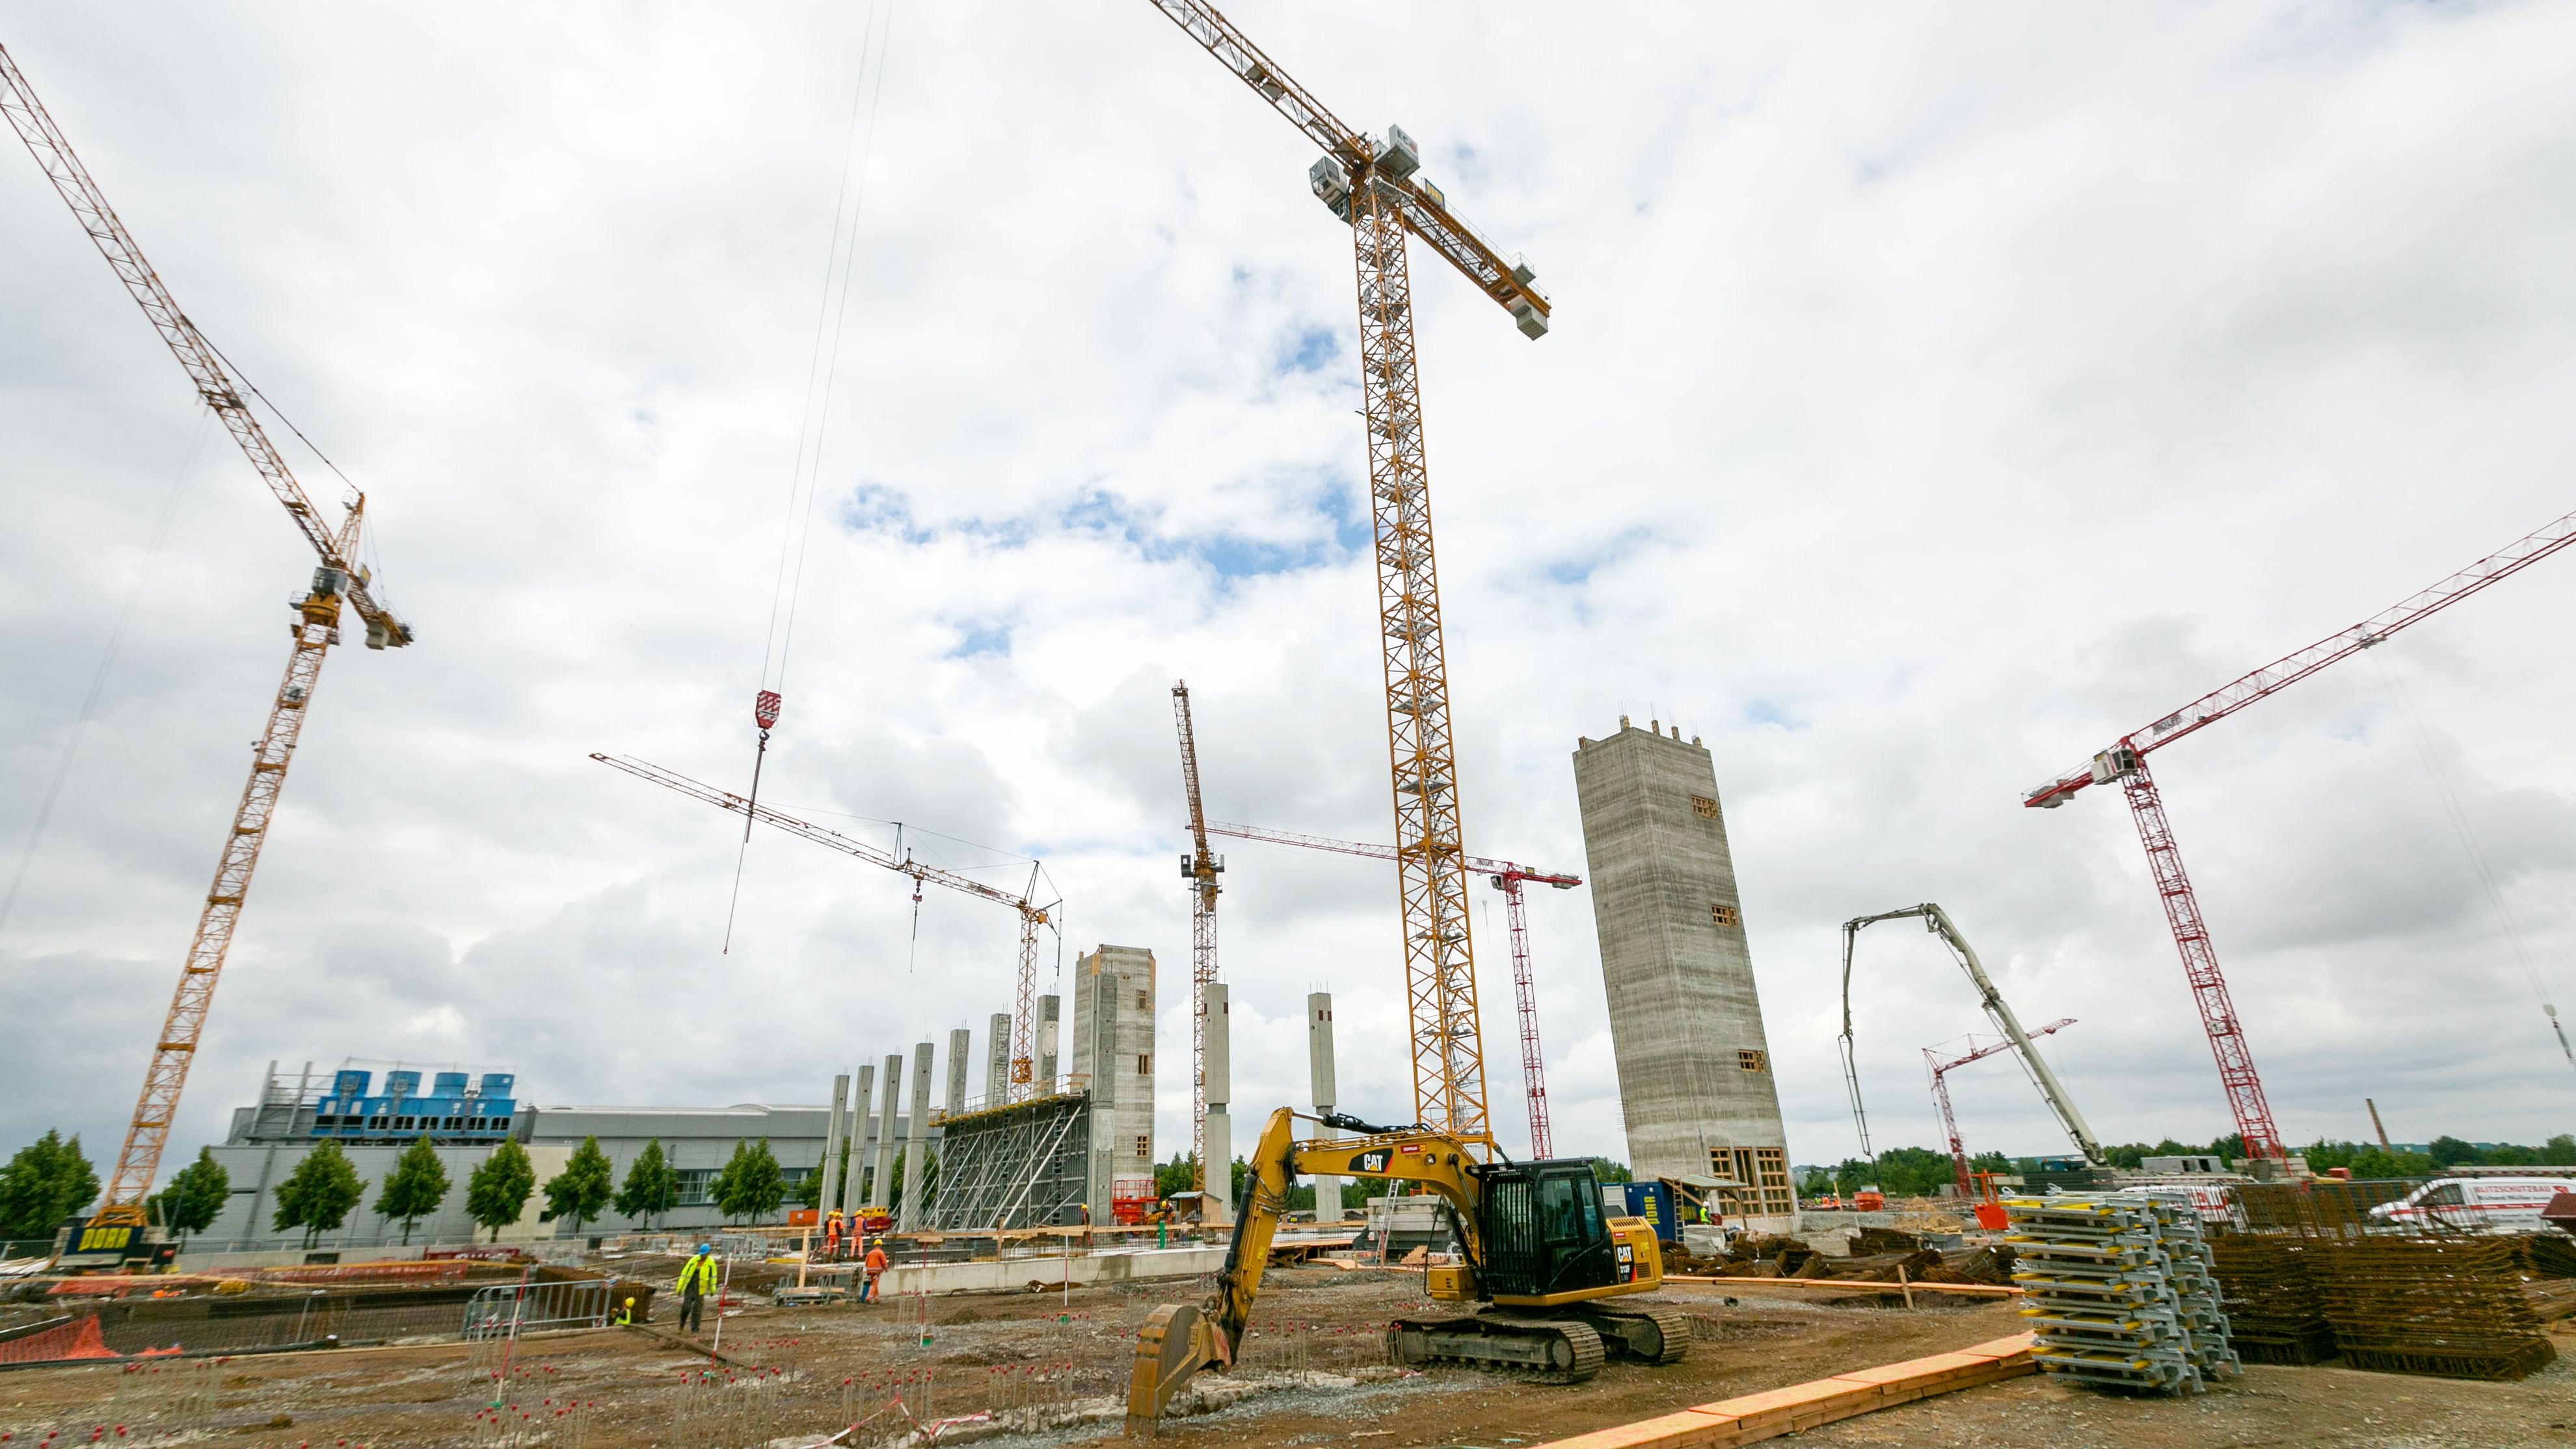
[1170,683,1222,1193]
[1,44,414,1229]
[593,754,1055,1097]
[2025,506,2576,1162]
[1203,820,1577,1158]
[1142,2,1552,1154]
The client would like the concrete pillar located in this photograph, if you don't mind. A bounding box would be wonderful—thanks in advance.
[946,1028,971,1117]
[872,1054,903,1215]
[899,1042,935,1231]
[1038,994,1060,1094]
[1309,991,1340,1222]
[1205,982,1232,1223]
[848,1063,874,1206]
[987,1012,1012,1105]
[821,1074,850,1217]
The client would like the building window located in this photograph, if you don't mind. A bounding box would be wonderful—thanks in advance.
[1137,1054,1151,1075]
[673,1168,718,1206]
[1711,903,1741,927]
[1691,795,1717,819]
[1737,1050,1767,1073]
[1138,990,1150,1010]
[1706,1147,1795,1219]
[1136,1135,1151,1158]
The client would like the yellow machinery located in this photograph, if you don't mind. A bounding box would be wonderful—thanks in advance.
[1126,1108,1687,1433]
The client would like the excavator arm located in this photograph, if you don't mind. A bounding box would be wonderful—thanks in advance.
[1128,1107,1484,1434]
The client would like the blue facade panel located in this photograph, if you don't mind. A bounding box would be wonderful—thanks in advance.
[310,1067,517,1141]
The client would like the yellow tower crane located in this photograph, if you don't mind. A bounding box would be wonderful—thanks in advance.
[1142,3,1551,1154]
[1169,681,1222,1194]
[1,46,414,1249]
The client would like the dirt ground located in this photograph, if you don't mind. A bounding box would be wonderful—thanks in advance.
[0,1267,2566,1448]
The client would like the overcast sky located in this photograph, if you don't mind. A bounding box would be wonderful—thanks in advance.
[5,1,2573,1194]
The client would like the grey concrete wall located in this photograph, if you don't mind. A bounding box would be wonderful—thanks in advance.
[1573,719,1792,1219]
[1072,945,1158,1216]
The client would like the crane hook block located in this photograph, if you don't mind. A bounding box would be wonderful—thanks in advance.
[755,690,783,731]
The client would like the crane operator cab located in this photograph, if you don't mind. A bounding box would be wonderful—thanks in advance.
[1470,1160,1643,1303]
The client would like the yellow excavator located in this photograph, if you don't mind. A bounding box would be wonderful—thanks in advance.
[1125,1108,1690,1434]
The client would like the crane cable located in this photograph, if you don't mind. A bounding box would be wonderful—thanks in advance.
[0,406,215,938]
[2367,648,2573,1074]
[723,2,901,953]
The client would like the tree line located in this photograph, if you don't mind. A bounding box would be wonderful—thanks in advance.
[0,1129,908,1250]
[1803,1132,2576,1199]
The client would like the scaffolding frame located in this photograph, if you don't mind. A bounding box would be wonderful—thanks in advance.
[930,1092,1092,1232]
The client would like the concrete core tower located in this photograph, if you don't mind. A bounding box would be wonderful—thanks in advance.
[1572,718,1796,1230]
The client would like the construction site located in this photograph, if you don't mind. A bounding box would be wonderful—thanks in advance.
[3,4,2575,1448]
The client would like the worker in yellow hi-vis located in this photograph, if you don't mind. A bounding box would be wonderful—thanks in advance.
[675,1244,720,1333]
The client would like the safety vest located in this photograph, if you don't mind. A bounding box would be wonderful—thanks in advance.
[675,1253,720,1294]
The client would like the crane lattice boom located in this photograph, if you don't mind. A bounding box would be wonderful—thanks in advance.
[2022,505,2576,1163]
[1144,3,1550,1152]
[1203,820,1577,1156]
[1171,683,1222,1192]
[2,44,414,1222]
[1925,1018,2075,1195]
[593,754,1053,1097]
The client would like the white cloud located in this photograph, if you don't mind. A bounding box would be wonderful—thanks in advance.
[4,1,2573,1194]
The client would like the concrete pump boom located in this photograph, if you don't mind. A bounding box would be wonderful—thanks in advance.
[1842,903,2101,1165]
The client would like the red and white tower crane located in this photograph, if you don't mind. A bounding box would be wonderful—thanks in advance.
[1203,821,1577,1158]
[1924,1020,2075,1197]
[2026,507,2576,1163]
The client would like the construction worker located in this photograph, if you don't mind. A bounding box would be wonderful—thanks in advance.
[861,1238,888,1303]
[675,1243,720,1333]
[615,1296,636,1326]
[823,1210,842,1260]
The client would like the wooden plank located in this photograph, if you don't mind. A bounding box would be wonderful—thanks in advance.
[1663,1273,2023,1299]
[1531,1332,2037,1449]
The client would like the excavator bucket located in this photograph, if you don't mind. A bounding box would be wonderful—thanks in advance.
[1125,1302,1226,1437]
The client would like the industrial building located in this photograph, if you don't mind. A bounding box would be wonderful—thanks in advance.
[1572,718,1798,1230]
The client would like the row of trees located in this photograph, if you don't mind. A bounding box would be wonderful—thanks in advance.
[1,1131,850,1251]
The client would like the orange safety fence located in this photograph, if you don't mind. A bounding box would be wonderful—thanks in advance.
[0,1316,119,1366]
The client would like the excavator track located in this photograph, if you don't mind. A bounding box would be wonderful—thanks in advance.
[1572,1303,1691,1366]
[1388,1314,1607,1383]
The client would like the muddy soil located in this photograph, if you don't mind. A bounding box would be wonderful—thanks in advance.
[0,1268,2564,1448]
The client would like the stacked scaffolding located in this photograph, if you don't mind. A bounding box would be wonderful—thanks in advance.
[2006,1192,2238,1394]
[928,1091,1091,1232]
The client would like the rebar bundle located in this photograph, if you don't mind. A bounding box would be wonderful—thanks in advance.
[2005,1192,2239,1394]
[2207,1236,2335,1365]
[2311,1238,2556,1381]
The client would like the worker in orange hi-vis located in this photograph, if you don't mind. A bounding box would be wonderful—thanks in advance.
[823,1210,843,1260]
[862,1238,888,1303]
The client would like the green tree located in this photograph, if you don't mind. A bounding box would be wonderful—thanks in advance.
[271,1141,368,1249]
[2427,1136,2482,1168]
[1593,1162,1635,1184]
[615,1139,677,1229]
[2543,1134,2576,1167]
[148,1148,230,1247]
[466,1139,537,1242]
[0,1130,100,1243]
[884,1145,935,1218]
[714,1139,788,1226]
[543,1136,615,1236]
[374,1136,450,1245]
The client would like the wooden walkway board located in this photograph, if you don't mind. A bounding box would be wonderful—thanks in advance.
[1535,1333,2037,1449]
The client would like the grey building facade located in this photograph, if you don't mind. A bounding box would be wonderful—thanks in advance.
[1572,719,1797,1229]
[1069,944,1158,1219]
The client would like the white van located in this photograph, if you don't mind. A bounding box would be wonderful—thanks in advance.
[2367,1176,2576,1234]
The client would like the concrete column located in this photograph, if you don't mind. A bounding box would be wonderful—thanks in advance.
[1038,994,1060,1094]
[1205,982,1232,1223]
[946,1028,971,1117]
[1309,992,1340,1222]
[821,1074,850,1217]
[872,1054,903,1215]
[848,1063,874,1206]
[899,1042,935,1232]
[987,1012,1012,1104]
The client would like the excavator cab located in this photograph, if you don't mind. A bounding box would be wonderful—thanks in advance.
[1477,1160,1624,1302]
